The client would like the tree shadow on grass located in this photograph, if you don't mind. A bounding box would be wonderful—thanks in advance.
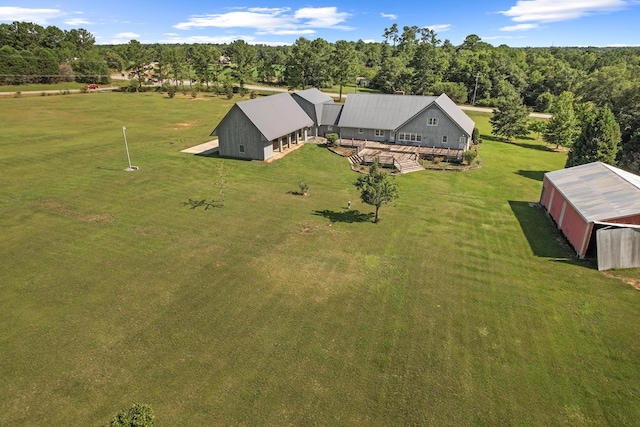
[516,170,548,182]
[313,209,374,223]
[481,134,551,152]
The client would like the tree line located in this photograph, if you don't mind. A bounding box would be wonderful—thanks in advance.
[1,21,639,171]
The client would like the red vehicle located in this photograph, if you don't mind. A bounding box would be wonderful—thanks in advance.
[86,84,99,89]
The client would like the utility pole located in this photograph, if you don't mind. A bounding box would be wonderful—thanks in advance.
[472,73,481,105]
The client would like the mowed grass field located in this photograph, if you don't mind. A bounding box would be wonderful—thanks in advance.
[1,92,640,426]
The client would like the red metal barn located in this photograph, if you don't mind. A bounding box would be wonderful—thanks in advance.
[540,162,640,267]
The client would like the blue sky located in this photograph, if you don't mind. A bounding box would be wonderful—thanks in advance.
[2,1,639,47]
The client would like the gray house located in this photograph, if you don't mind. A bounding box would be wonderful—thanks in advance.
[210,91,474,161]
[291,88,334,137]
[211,92,314,160]
[336,93,475,150]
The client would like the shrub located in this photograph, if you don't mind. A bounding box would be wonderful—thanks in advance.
[472,127,480,144]
[106,403,154,427]
[298,180,309,195]
[463,149,478,165]
[325,133,339,146]
[167,86,176,99]
[190,90,197,99]
[250,90,258,99]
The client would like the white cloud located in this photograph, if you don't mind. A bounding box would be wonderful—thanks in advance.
[381,13,398,20]
[173,6,351,34]
[425,24,452,32]
[0,6,64,24]
[499,0,628,23]
[114,32,140,39]
[64,18,93,26]
[481,35,526,40]
[500,23,539,31]
[256,29,316,36]
[294,7,350,27]
[606,43,640,47]
[160,33,288,46]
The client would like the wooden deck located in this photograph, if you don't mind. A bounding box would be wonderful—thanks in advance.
[341,139,463,162]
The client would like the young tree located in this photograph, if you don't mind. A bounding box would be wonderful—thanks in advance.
[543,91,579,149]
[107,403,154,427]
[565,105,621,167]
[355,157,399,223]
[490,96,530,142]
[528,120,547,140]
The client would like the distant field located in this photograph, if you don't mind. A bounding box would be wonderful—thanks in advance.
[1,92,639,426]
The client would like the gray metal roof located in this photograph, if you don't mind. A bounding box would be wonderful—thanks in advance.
[319,104,344,126]
[336,93,474,136]
[235,93,314,141]
[338,93,437,130]
[292,88,334,106]
[434,94,475,136]
[545,162,640,222]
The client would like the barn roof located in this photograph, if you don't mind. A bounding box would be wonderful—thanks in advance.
[234,92,314,141]
[545,162,640,222]
[337,93,474,135]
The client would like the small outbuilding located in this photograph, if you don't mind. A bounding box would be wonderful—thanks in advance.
[540,162,640,269]
[211,92,314,160]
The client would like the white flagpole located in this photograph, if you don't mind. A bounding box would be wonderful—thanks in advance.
[122,126,133,170]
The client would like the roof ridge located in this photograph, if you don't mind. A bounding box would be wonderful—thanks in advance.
[601,162,640,191]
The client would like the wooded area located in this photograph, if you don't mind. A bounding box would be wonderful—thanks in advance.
[1,21,639,172]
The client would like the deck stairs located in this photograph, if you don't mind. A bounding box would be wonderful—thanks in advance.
[395,158,424,174]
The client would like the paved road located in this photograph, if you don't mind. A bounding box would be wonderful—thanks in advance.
[0,80,552,119]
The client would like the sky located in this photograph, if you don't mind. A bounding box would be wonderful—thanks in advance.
[1,0,640,47]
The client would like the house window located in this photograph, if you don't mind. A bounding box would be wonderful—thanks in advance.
[358,128,364,134]
[239,144,245,153]
[327,126,333,131]
[442,135,448,143]
[398,132,422,142]
[459,136,467,144]
[374,129,384,137]
[427,117,438,126]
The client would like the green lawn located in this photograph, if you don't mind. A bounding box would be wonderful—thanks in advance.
[1,92,639,426]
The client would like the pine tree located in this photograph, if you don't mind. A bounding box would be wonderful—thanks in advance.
[566,105,621,168]
[543,91,579,149]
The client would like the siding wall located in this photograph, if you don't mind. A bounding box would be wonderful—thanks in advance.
[603,214,640,226]
[217,106,267,160]
[338,105,469,149]
[541,180,590,257]
[559,200,589,256]
[398,105,468,149]
[597,227,640,270]
[340,127,390,142]
[292,97,319,135]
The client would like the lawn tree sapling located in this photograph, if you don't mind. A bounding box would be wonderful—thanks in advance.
[354,157,398,223]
